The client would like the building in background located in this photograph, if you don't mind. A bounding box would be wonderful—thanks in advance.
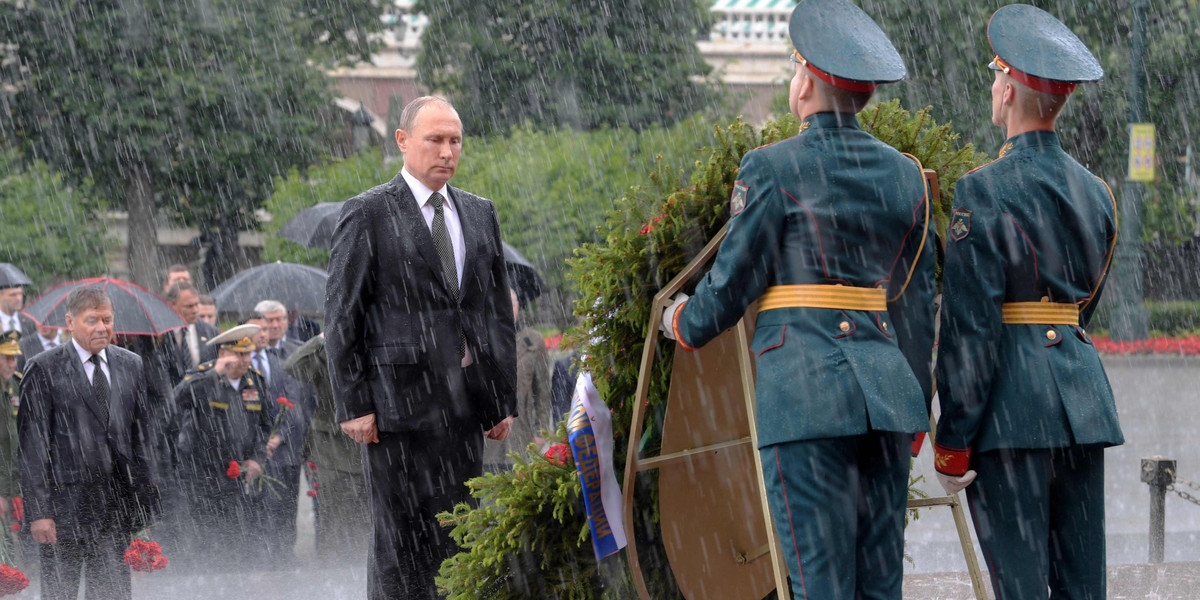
[329,0,796,127]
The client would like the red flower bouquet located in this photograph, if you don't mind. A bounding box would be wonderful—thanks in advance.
[226,460,241,479]
[123,538,168,572]
[9,498,21,524]
[0,564,28,596]
[544,443,571,466]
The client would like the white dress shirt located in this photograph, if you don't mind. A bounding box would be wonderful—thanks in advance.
[227,377,242,391]
[252,350,271,385]
[71,338,110,385]
[0,312,21,334]
[399,167,473,368]
[401,167,466,287]
[38,332,58,350]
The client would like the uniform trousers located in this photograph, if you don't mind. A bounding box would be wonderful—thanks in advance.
[365,423,482,600]
[315,467,370,561]
[263,462,302,565]
[966,445,1106,600]
[761,431,909,600]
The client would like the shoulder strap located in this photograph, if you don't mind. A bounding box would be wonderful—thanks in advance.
[890,153,932,302]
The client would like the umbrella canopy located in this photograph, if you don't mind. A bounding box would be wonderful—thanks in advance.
[277,202,344,250]
[279,201,545,303]
[0,264,33,289]
[211,261,329,315]
[502,242,544,305]
[23,278,187,336]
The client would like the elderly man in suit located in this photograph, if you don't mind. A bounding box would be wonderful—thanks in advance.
[326,95,517,600]
[18,286,157,600]
[255,300,302,360]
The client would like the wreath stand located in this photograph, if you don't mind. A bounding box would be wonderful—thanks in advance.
[620,171,988,600]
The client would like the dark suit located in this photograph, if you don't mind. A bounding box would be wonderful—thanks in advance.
[266,337,302,361]
[258,351,315,564]
[19,331,57,360]
[326,172,516,600]
[9,313,40,372]
[18,342,157,600]
[164,321,219,385]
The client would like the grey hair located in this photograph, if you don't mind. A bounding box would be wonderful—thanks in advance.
[398,96,456,133]
[254,300,287,315]
[66,286,113,317]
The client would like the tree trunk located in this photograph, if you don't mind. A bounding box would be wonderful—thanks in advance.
[202,208,245,291]
[125,166,160,289]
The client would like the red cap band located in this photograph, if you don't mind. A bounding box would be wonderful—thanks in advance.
[993,56,1078,95]
[795,50,878,94]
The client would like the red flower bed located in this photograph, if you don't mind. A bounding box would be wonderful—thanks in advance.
[1092,335,1200,356]
[123,539,168,572]
[0,564,28,596]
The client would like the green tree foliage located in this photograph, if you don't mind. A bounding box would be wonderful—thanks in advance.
[414,0,718,135]
[435,105,985,599]
[871,0,1200,241]
[0,149,110,290]
[0,0,373,286]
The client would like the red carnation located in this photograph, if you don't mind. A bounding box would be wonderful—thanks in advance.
[306,489,318,497]
[6,524,16,533]
[226,461,240,479]
[123,538,167,572]
[276,397,295,411]
[544,443,571,467]
[306,461,317,471]
[9,498,22,523]
[0,564,29,596]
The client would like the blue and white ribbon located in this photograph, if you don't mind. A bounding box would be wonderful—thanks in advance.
[567,372,627,560]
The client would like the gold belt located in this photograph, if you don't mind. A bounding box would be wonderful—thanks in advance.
[1000,302,1080,325]
[758,284,887,312]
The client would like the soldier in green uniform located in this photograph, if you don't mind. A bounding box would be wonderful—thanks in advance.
[662,0,935,597]
[173,324,273,568]
[933,5,1123,599]
[0,331,21,523]
[284,333,369,561]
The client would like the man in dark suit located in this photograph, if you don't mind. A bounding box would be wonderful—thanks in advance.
[18,286,157,600]
[164,282,219,384]
[326,95,517,600]
[255,300,302,360]
[1,283,38,373]
[19,323,63,360]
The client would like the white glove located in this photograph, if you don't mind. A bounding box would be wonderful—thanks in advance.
[936,470,977,495]
[658,293,689,340]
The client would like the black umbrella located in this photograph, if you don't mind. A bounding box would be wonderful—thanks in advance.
[502,242,544,305]
[210,261,329,315]
[23,278,187,335]
[0,264,33,288]
[277,202,344,250]
[279,201,545,303]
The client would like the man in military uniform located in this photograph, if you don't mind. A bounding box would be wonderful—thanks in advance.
[933,6,1123,599]
[284,333,369,561]
[662,1,935,597]
[0,331,21,523]
[172,324,273,568]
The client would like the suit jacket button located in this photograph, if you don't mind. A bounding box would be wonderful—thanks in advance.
[1046,329,1057,340]
[839,321,851,332]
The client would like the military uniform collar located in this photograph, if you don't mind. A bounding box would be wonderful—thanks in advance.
[1002,129,1061,155]
[803,111,861,131]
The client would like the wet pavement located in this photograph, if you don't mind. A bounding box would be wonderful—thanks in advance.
[5,355,1199,598]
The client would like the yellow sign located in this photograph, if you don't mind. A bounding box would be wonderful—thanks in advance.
[1128,123,1156,182]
